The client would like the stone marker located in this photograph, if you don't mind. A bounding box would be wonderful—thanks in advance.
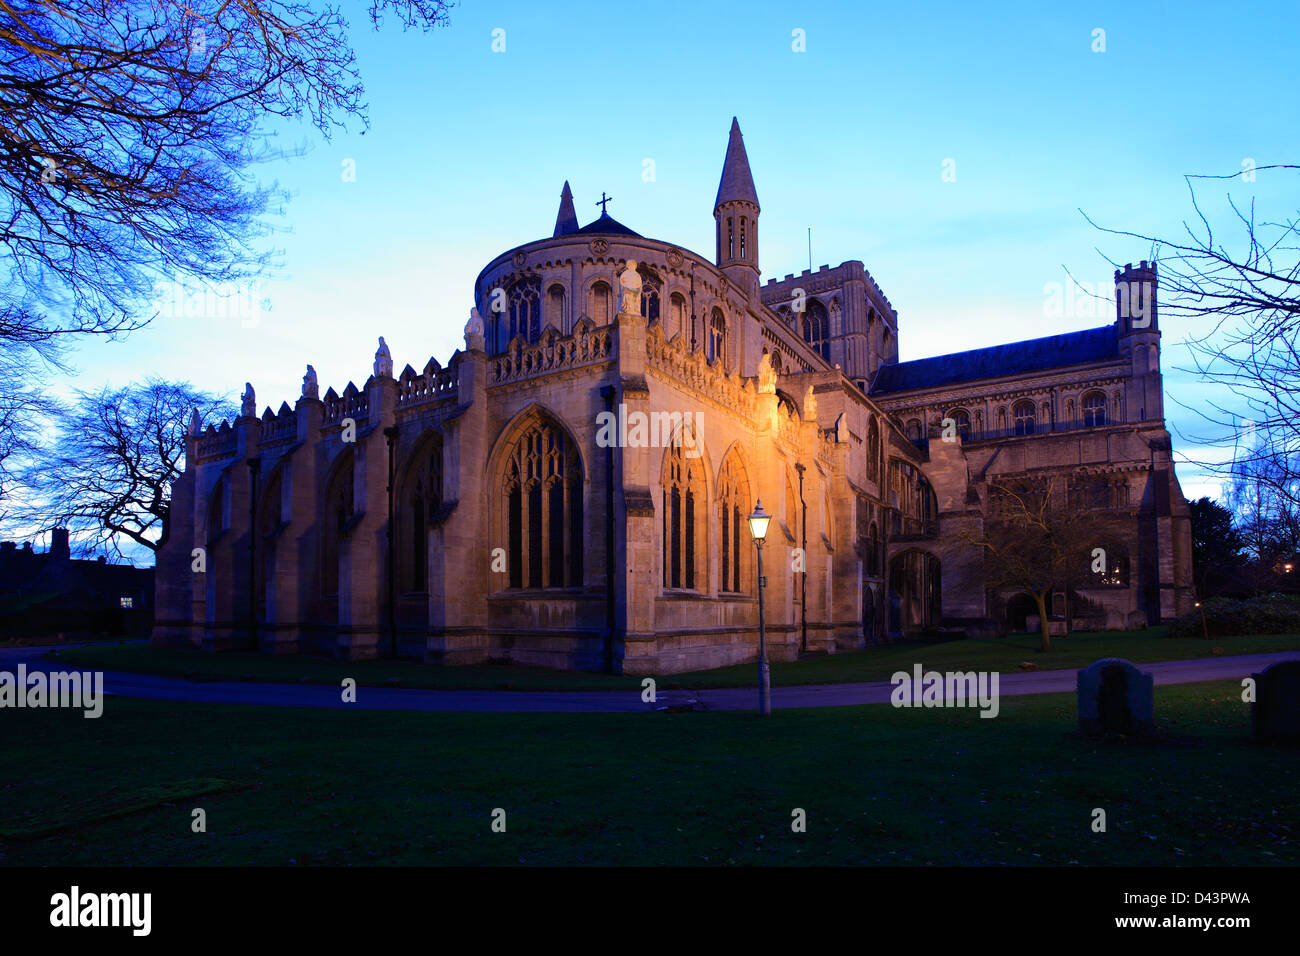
[1251,660,1300,744]
[1077,657,1154,738]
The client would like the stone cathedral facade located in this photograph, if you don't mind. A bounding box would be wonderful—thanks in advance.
[152,119,1195,673]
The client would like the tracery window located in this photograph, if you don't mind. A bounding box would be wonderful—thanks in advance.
[802,299,830,361]
[947,408,972,441]
[663,443,704,590]
[708,307,726,367]
[1082,390,1106,428]
[639,265,661,324]
[502,420,583,590]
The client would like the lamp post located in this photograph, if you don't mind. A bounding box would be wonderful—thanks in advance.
[748,499,772,716]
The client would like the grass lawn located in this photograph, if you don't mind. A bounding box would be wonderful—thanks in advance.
[0,681,1295,866]
[46,629,1300,693]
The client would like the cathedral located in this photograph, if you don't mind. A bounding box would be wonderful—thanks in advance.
[152,118,1195,674]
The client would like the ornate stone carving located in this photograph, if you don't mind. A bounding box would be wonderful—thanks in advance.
[803,384,818,422]
[589,238,609,256]
[240,382,255,418]
[512,251,527,270]
[302,364,319,400]
[666,248,683,269]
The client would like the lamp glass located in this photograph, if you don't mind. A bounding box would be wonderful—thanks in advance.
[748,501,771,541]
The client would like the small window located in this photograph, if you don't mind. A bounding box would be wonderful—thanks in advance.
[1082,391,1106,428]
[1013,400,1036,437]
[120,596,134,609]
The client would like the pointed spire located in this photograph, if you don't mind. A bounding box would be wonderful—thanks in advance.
[714,117,759,211]
[553,181,579,237]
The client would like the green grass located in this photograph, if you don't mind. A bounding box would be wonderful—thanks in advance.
[48,629,1300,693]
[0,681,1295,866]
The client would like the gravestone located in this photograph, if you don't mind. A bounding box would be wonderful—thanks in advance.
[1077,657,1154,738]
[1251,660,1300,744]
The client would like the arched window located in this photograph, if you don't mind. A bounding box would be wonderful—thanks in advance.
[546,284,566,332]
[867,521,880,576]
[867,418,881,482]
[663,442,704,590]
[947,408,971,442]
[638,264,661,324]
[407,436,443,591]
[588,281,611,325]
[708,307,726,366]
[501,419,583,590]
[1013,400,1036,437]
[727,218,734,259]
[718,452,751,594]
[508,276,541,344]
[1081,390,1106,428]
[770,350,783,374]
[803,299,830,361]
[739,217,747,259]
[669,292,686,340]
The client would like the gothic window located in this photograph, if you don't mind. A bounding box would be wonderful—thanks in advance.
[507,276,541,345]
[867,418,881,482]
[547,284,566,332]
[589,281,611,325]
[639,265,661,324]
[407,436,443,591]
[803,299,830,361]
[501,419,583,590]
[708,307,726,366]
[718,452,751,594]
[739,217,747,259]
[1082,390,1106,428]
[669,292,686,339]
[1013,400,1036,436]
[947,408,972,441]
[663,443,704,590]
[867,521,880,576]
[770,350,783,374]
[727,218,734,259]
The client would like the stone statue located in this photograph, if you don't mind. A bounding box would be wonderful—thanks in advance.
[374,336,393,378]
[302,364,319,400]
[465,307,484,338]
[757,352,777,394]
[618,259,642,316]
[241,382,255,418]
[803,385,818,422]
[187,409,201,436]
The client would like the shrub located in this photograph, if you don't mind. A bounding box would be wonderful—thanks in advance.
[1167,593,1300,638]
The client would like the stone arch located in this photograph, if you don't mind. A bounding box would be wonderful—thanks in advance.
[888,548,942,635]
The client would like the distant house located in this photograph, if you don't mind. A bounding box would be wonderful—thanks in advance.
[0,529,154,642]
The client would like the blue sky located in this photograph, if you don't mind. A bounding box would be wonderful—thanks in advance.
[67,0,1300,504]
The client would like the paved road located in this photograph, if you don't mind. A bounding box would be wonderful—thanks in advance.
[2,644,1296,714]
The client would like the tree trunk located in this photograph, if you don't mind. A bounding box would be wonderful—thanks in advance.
[1035,591,1051,652]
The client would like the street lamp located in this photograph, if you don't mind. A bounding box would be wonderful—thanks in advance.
[748,499,772,716]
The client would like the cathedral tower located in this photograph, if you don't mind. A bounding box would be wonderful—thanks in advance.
[1115,260,1162,422]
[714,118,760,299]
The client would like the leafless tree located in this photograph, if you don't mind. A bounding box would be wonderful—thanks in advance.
[18,378,232,558]
[1083,165,1300,516]
[963,476,1110,652]
[0,1,454,514]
